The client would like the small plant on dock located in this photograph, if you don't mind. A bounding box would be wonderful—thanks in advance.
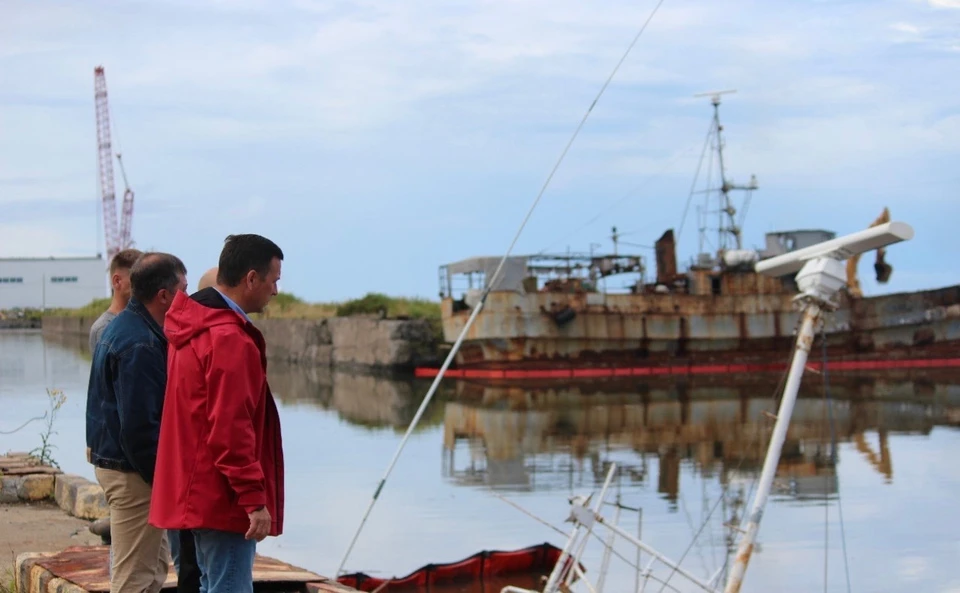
[28,389,67,469]
[0,558,15,593]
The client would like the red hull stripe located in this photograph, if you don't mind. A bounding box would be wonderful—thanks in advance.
[413,358,960,379]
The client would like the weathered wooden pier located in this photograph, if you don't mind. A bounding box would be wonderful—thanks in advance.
[1,453,355,593]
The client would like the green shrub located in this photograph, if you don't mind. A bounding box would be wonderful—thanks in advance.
[335,293,441,322]
[335,293,393,317]
[43,297,111,318]
[41,291,443,339]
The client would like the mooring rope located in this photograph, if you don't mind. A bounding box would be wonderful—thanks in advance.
[822,326,853,593]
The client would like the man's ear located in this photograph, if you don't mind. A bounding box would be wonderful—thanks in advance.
[158,288,176,308]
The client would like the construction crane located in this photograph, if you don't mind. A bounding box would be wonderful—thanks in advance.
[115,152,135,253]
[94,66,135,261]
[845,207,894,298]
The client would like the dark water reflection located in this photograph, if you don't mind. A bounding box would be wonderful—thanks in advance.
[3,331,960,593]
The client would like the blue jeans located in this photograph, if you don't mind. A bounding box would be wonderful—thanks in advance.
[169,529,182,574]
[192,528,257,593]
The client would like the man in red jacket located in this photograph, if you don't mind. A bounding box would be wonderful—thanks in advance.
[150,234,285,593]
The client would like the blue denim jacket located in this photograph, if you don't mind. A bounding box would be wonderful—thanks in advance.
[85,298,168,485]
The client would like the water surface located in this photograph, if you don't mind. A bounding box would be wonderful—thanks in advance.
[1,331,958,593]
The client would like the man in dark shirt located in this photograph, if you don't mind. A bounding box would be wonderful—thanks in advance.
[86,252,187,593]
[86,248,142,547]
[88,248,143,353]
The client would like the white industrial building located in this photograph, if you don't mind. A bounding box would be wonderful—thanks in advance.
[0,256,108,310]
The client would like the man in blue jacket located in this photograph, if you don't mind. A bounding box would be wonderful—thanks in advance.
[86,252,187,593]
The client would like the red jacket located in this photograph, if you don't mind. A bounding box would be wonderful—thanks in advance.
[149,288,284,537]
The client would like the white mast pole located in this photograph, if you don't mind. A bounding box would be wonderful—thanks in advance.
[723,220,914,593]
[721,300,821,593]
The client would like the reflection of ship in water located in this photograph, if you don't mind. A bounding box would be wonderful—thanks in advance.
[266,362,451,430]
[265,359,958,515]
[440,378,960,503]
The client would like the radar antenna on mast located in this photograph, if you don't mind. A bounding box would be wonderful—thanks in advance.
[693,88,738,104]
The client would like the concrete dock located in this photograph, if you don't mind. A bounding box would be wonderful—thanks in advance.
[1,453,357,593]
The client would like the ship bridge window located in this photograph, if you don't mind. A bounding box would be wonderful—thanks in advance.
[778,236,796,252]
[0,277,24,284]
[50,276,78,283]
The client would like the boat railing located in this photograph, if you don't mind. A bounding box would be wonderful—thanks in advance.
[439,253,647,300]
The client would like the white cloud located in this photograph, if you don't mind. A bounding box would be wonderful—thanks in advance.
[891,22,923,35]
[899,556,931,582]
[0,0,957,300]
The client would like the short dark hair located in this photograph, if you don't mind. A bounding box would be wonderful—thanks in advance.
[130,253,187,302]
[110,248,143,274]
[217,234,283,287]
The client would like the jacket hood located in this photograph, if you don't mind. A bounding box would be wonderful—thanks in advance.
[164,287,247,348]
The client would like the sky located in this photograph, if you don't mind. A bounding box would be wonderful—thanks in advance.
[1,0,958,302]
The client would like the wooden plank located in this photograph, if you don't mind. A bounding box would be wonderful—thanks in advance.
[33,545,336,592]
[0,460,37,469]
[2,466,61,475]
[0,454,35,461]
[0,454,59,475]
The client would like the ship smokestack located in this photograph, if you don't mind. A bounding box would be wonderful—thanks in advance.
[655,229,678,286]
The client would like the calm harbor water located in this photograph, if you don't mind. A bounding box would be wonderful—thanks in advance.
[2,330,959,593]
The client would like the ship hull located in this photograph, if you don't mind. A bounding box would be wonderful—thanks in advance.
[439,284,960,372]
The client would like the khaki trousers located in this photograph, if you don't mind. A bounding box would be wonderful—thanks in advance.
[95,467,170,593]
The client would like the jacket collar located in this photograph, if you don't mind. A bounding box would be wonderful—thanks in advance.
[126,297,167,344]
[189,287,266,365]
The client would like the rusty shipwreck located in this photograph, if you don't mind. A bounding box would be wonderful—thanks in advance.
[431,95,960,377]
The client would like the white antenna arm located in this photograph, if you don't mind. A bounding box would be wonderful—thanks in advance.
[693,89,737,104]
[755,221,914,277]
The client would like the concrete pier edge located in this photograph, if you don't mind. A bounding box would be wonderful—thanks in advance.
[41,315,441,371]
[0,453,107,520]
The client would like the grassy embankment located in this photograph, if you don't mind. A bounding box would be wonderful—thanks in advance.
[43,292,444,339]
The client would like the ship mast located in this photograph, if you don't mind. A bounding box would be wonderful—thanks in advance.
[694,90,758,256]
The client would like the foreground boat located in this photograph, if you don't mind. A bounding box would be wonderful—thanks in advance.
[337,543,576,593]
[432,96,959,376]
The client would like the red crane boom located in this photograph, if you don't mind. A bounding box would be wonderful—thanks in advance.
[94,66,135,261]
